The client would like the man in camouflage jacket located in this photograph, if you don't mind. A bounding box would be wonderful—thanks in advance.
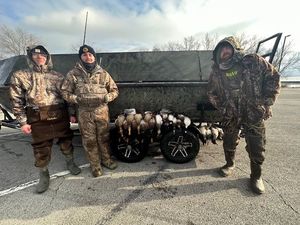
[10,45,81,193]
[61,45,119,177]
[207,36,280,194]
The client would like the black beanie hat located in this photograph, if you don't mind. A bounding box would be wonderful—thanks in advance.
[27,45,49,56]
[79,44,96,58]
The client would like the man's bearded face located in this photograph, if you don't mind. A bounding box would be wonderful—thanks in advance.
[220,45,233,62]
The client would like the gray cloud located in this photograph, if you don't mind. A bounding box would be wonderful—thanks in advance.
[1,0,300,54]
[207,20,257,36]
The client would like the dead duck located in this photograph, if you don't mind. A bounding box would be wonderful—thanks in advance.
[115,114,125,139]
[134,113,143,134]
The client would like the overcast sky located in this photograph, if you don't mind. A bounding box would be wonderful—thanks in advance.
[0,0,299,54]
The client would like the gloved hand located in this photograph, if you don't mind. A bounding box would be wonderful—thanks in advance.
[104,94,111,103]
[220,100,236,117]
[222,106,238,120]
[263,106,272,120]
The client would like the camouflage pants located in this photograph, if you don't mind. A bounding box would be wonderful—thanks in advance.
[78,108,112,171]
[223,120,266,168]
[31,119,74,168]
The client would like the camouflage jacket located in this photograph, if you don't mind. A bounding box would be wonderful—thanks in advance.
[207,53,281,123]
[61,62,119,112]
[10,54,65,125]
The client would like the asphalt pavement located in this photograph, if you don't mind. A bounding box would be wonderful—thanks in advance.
[0,88,299,225]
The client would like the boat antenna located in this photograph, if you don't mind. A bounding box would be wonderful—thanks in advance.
[83,11,88,45]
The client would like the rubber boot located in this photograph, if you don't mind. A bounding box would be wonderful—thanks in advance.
[100,143,118,170]
[91,166,103,177]
[250,162,265,194]
[102,159,118,170]
[87,152,103,177]
[219,150,235,177]
[36,168,50,194]
[66,155,81,175]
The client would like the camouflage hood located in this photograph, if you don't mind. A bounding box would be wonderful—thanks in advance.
[212,36,245,70]
[26,45,53,72]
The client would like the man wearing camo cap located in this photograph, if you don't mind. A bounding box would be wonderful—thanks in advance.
[10,45,81,193]
[61,44,119,177]
[207,36,281,194]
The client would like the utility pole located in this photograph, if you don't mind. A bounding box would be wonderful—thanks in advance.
[278,34,291,72]
[82,11,88,45]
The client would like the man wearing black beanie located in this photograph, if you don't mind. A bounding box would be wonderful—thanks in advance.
[61,44,119,177]
[78,45,97,72]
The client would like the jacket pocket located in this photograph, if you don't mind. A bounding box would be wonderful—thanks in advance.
[26,107,40,124]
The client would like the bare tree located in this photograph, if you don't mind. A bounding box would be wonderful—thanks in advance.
[153,41,183,51]
[71,41,105,54]
[182,36,201,50]
[201,33,219,50]
[71,43,82,53]
[235,33,259,54]
[272,40,300,74]
[153,32,300,74]
[153,36,201,51]
[233,33,300,74]
[0,25,40,59]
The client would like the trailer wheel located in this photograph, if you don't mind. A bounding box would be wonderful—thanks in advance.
[160,130,200,163]
[110,129,148,163]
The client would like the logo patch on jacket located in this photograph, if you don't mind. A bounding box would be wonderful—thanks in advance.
[225,69,238,78]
